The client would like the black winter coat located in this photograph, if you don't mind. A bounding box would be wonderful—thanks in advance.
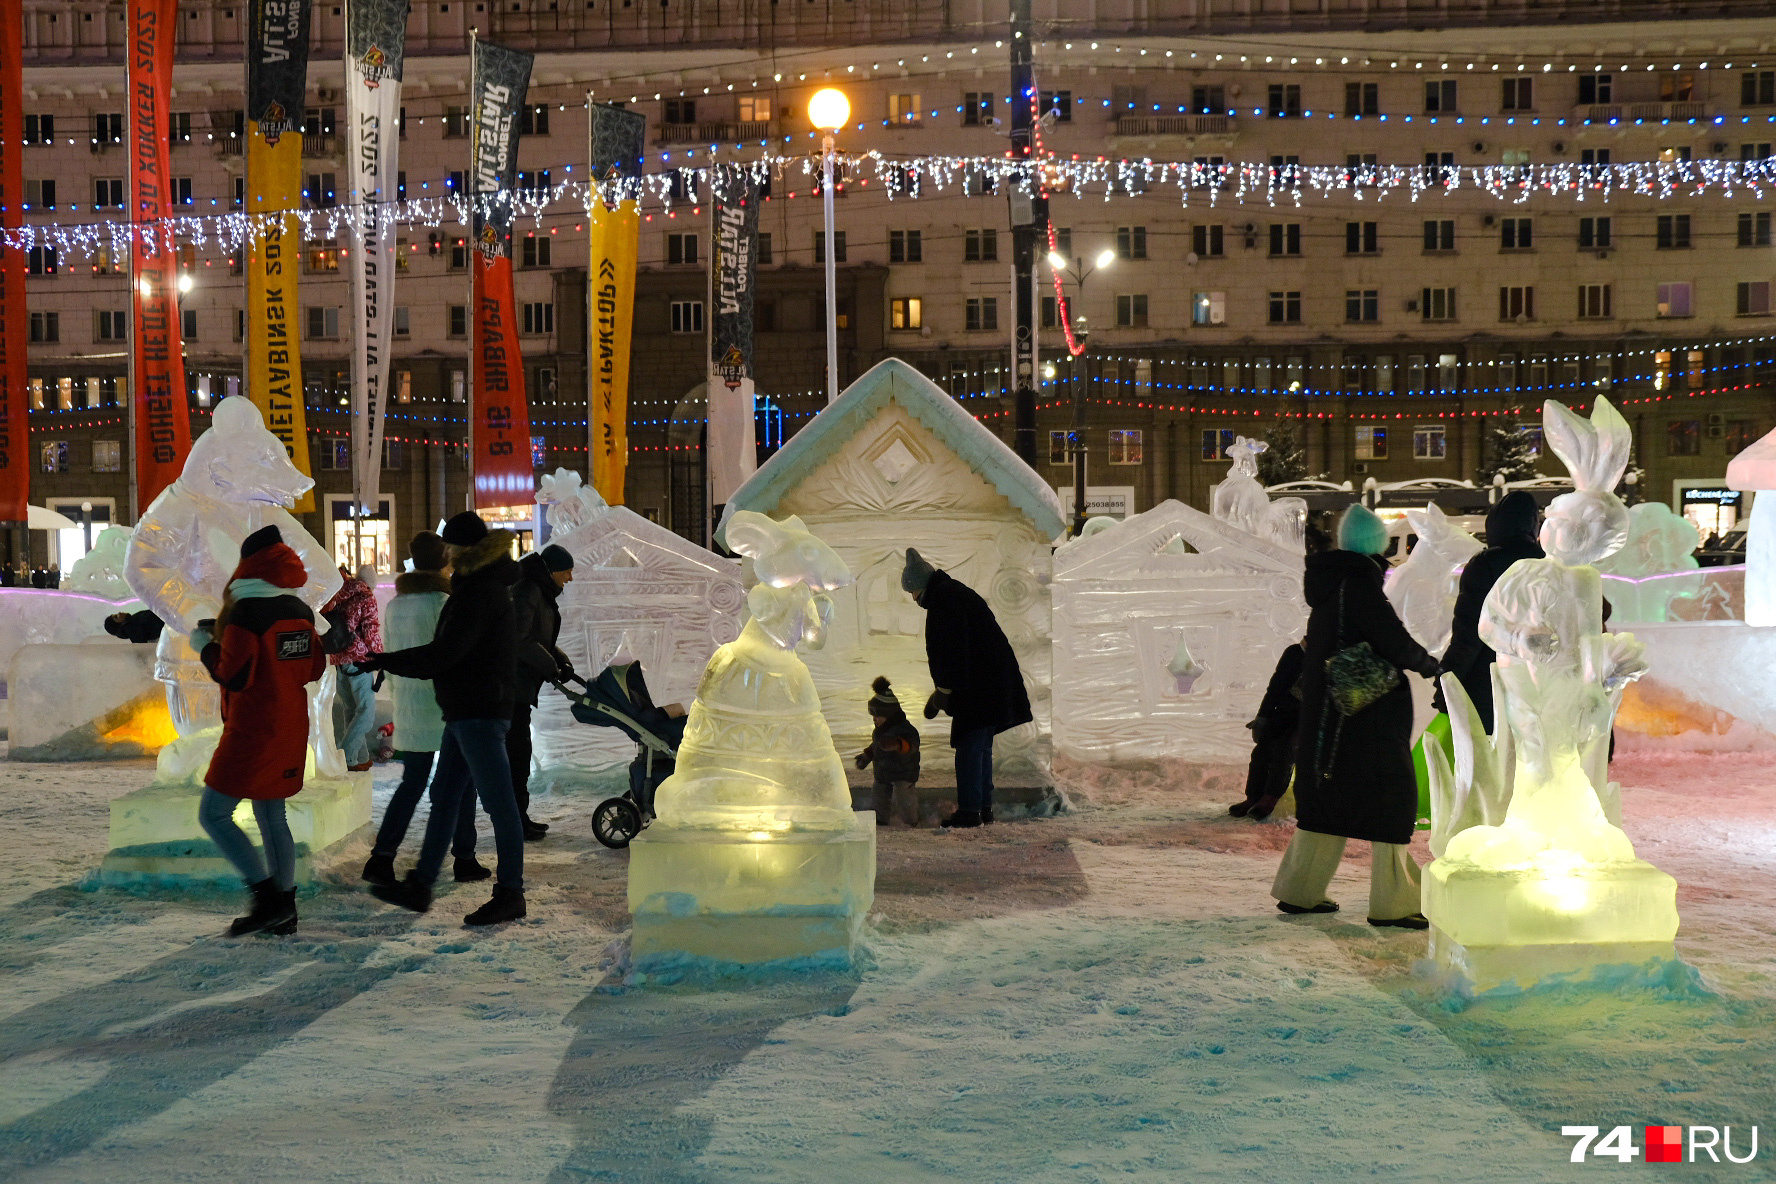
[1440,491,1543,732]
[1242,643,1304,805]
[376,532,521,722]
[511,551,566,706]
[921,569,1033,745]
[859,715,922,783]
[1295,550,1440,845]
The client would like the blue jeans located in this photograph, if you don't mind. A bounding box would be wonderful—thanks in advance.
[198,786,297,890]
[372,750,478,860]
[953,726,996,814]
[412,719,523,891]
[334,666,377,766]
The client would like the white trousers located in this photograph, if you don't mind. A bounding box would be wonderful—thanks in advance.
[1271,828,1423,920]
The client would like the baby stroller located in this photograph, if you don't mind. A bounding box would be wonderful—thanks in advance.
[553,662,687,849]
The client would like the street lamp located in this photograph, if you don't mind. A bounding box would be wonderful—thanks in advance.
[1047,248,1113,536]
[808,87,850,404]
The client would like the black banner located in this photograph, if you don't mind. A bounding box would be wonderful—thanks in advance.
[246,0,310,139]
[710,167,759,392]
[470,40,533,261]
[346,0,406,86]
[589,102,646,182]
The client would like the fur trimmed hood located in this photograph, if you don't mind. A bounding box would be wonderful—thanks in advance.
[452,530,518,577]
[395,569,452,596]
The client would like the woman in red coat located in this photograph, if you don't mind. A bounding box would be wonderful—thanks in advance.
[192,526,329,936]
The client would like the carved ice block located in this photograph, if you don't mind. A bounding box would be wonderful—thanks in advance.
[8,643,170,761]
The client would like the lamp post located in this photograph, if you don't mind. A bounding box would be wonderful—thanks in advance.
[1049,248,1114,536]
[808,88,850,405]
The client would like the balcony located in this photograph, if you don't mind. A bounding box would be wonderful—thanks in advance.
[655,120,772,145]
[303,133,337,158]
[1113,113,1236,136]
[1576,102,1708,123]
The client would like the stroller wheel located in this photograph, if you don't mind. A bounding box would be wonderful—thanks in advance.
[592,797,644,849]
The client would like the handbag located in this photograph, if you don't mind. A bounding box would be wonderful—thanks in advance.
[1324,581,1399,716]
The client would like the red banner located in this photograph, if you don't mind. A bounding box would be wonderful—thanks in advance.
[470,251,533,508]
[0,4,28,523]
[128,0,193,511]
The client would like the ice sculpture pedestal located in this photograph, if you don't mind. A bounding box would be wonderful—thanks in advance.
[1424,859,1678,991]
[628,813,876,969]
[98,771,372,887]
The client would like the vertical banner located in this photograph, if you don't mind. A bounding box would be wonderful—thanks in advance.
[344,0,406,525]
[244,0,314,513]
[586,102,644,505]
[128,0,194,513]
[0,7,28,524]
[468,40,535,508]
[707,166,760,504]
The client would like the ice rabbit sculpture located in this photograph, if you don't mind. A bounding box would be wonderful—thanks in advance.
[1423,397,1677,989]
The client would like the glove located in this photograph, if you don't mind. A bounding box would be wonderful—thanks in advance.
[371,671,386,693]
[923,690,950,720]
[1245,718,1267,739]
[556,657,576,681]
[189,619,216,652]
[854,748,872,770]
[357,652,383,672]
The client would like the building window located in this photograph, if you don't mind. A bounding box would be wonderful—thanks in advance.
[670,300,705,334]
[306,306,340,339]
[888,93,922,126]
[170,176,193,205]
[1192,224,1225,258]
[1421,287,1457,321]
[1739,282,1772,317]
[448,305,468,337]
[1500,218,1533,250]
[94,178,124,208]
[1667,420,1702,456]
[1579,74,1613,105]
[1267,290,1301,324]
[93,112,124,144]
[40,442,68,474]
[1739,212,1773,248]
[23,113,53,144]
[1191,85,1227,115]
[1344,82,1379,117]
[756,232,773,266]
[1049,430,1076,465]
[317,437,351,470]
[963,228,998,263]
[93,440,122,472]
[27,246,56,276]
[1345,221,1379,254]
[1040,90,1073,121]
[1116,226,1147,260]
[962,91,994,125]
[443,105,469,137]
[181,308,198,339]
[1656,214,1691,249]
[890,297,923,330]
[1742,142,1774,161]
[1728,420,1760,454]
[1421,151,1454,182]
[1741,70,1776,107]
[1578,284,1613,319]
[393,306,410,337]
[812,231,847,264]
[1423,220,1456,252]
[518,103,549,136]
[28,311,58,342]
[666,233,698,266]
[25,179,54,209]
[1267,84,1302,118]
[516,169,551,200]
[1413,426,1447,460]
[522,302,555,335]
[521,235,551,268]
[1108,429,1143,465]
[1657,282,1693,318]
[1354,426,1389,460]
[95,310,128,341]
[1499,286,1535,321]
[1116,294,1150,328]
[1579,217,1612,249]
[1268,223,1301,256]
[1345,289,1379,323]
[1191,291,1226,326]
[1040,295,1059,329]
[1502,76,1533,111]
[964,297,999,331]
[1424,79,1458,113]
[889,230,922,263]
[307,239,340,272]
[1201,428,1236,461]
[304,171,337,208]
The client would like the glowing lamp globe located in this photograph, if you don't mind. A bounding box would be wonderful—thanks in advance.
[808,88,851,131]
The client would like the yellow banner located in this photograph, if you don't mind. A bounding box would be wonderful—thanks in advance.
[588,198,639,505]
[244,124,315,514]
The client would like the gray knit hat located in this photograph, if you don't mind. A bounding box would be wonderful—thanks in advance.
[900,547,935,593]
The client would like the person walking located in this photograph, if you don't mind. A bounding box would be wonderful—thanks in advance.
[1271,504,1443,930]
[322,563,383,771]
[361,531,488,887]
[361,512,528,926]
[855,676,922,827]
[902,548,1032,828]
[1228,640,1304,822]
[508,543,576,841]
[191,526,329,937]
[1438,490,1544,733]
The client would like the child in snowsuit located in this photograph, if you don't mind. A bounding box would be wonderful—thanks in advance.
[855,676,922,827]
[1229,641,1305,822]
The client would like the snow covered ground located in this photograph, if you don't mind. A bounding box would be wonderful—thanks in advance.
[1,747,1773,1182]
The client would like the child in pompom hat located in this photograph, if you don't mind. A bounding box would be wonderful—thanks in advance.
[855,676,922,827]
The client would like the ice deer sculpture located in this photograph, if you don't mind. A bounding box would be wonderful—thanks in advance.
[1385,503,1483,657]
[1210,436,1307,551]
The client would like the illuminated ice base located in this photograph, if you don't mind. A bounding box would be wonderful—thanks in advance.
[98,771,372,887]
[1424,858,1679,991]
[628,813,876,969]
[7,643,172,761]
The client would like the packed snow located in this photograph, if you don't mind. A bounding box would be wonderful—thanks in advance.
[0,744,1773,1181]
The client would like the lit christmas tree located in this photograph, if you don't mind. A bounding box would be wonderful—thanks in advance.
[1257,421,1314,487]
[1475,411,1544,486]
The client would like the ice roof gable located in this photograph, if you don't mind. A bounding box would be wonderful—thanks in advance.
[551,504,740,579]
[716,358,1067,547]
[1053,499,1304,581]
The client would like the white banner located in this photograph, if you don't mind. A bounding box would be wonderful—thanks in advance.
[344,0,406,526]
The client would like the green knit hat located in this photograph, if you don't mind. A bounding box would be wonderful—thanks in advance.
[1337,504,1390,555]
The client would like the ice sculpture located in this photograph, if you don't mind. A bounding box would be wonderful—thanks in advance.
[1726,425,1776,627]
[628,511,875,968]
[66,526,136,599]
[1423,397,1677,990]
[536,466,612,535]
[1168,635,1207,694]
[1210,436,1308,551]
[1385,504,1482,656]
[1594,503,1704,622]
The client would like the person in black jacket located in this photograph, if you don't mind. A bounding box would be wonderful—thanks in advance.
[360,511,528,927]
[1271,504,1442,929]
[1438,490,1544,733]
[1229,641,1304,821]
[855,676,922,827]
[903,549,1033,828]
[508,543,575,841]
[104,609,166,644]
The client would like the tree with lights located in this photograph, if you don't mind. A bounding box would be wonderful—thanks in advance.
[1257,421,1315,487]
[1475,412,1544,486]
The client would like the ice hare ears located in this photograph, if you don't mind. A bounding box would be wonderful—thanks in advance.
[1543,396,1631,493]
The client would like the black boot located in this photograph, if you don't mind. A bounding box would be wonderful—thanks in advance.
[942,809,983,829]
[361,853,397,886]
[228,878,296,937]
[267,890,298,936]
[981,805,995,825]
[463,884,527,926]
[370,873,434,914]
[454,856,492,883]
[521,815,549,842]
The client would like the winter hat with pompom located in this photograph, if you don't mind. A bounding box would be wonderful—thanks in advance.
[868,676,906,720]
[1337,504,1391,556]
